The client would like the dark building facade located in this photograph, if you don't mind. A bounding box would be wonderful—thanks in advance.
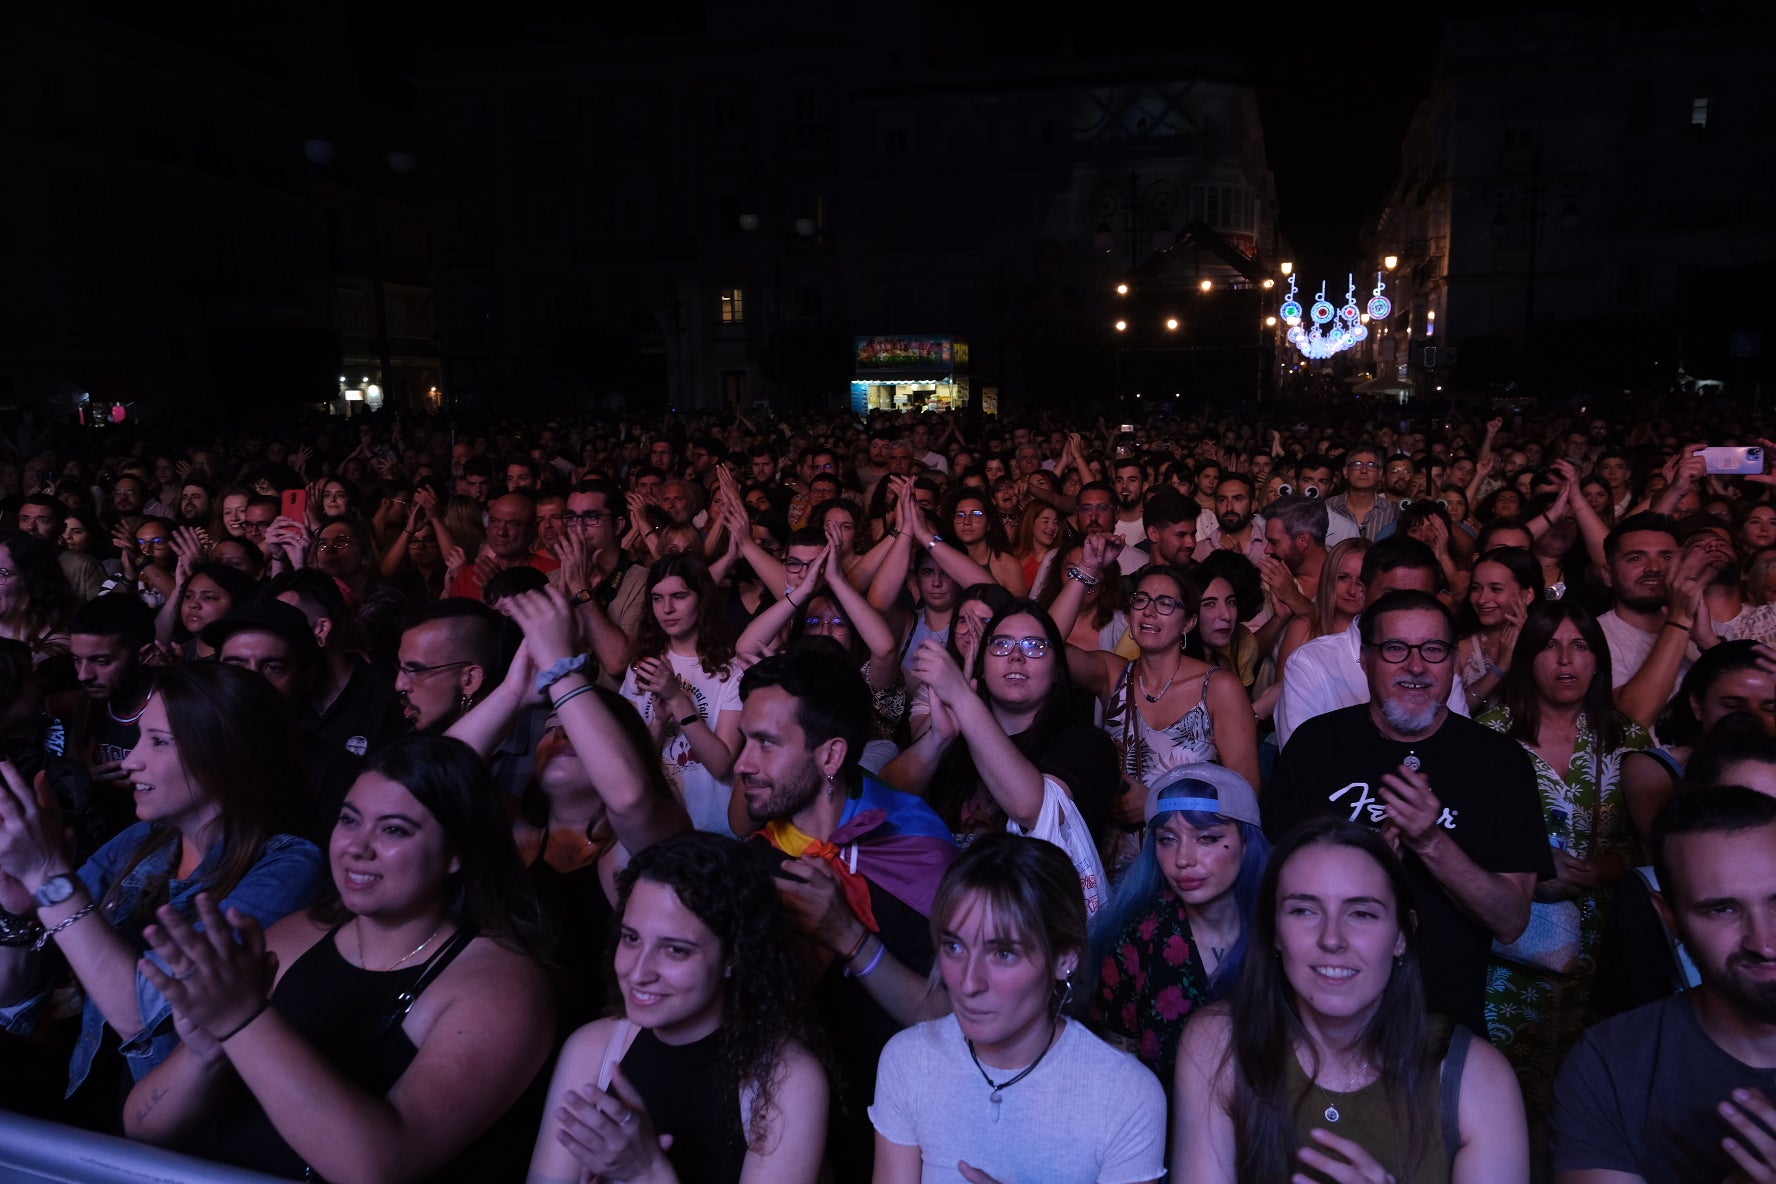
[2,8,438,422]
[1366,11,1776,398]
[417,6,1283,413]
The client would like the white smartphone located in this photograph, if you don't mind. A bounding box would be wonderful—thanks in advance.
[1698,445,1765,475]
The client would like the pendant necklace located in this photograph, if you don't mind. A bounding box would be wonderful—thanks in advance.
[1313,1058,1372,1124]
[966,1018,1059,1122]
[1138,661,1178,703]
[1402,749,1421,772]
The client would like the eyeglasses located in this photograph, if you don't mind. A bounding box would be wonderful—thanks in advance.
[1346,460,1380,470]
[137,536,169,548]
[315,538,358,553]
[560,511,607,526]
[805,615,846,629]
[1129,591,1184,615]
[986,636,1051,659]
[783,557,819,574]
[1367,640,1454,664]
[397,659,474,679]
[954,508,985,521]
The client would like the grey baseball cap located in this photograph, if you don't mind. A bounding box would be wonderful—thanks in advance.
[1143,763,1261,827]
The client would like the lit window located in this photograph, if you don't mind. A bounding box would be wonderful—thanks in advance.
[720,288,745,323]
[1692,97,1709,128]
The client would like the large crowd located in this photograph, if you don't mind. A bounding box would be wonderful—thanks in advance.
[0,397,1773,1183]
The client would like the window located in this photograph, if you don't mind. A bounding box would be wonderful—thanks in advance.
[1692,97,1710,128]
[720,288,745,323]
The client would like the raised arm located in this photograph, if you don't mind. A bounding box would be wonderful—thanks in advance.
[817,537,900,688]
[910,640,1044,829]
[554,530,635,679]
[509,589,691,853]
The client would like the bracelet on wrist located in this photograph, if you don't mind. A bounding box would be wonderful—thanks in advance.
[534,653,591,695]
[216,1000,271,1043]
[1664,618,1694,631]
[846,940,887,979]
[551,683,594,711]
[838,926,869,965]
[678,712,702,729]
[33,900,98,952]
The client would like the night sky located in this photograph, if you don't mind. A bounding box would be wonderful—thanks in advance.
[99,0,1616,271]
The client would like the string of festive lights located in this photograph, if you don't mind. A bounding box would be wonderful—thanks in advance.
[1280,272,1391,359]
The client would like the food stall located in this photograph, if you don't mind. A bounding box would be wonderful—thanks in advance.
[850,335,969,414]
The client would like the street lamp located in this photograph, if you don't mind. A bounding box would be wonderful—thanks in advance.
[1280,261,1293,277]
[1115,283,1129,295]
[1261,278,1275,290]
[1114,320,1128,332]
[1383,255,1398,271]
[1199,279,1213,293]
[1165,318,1180,331]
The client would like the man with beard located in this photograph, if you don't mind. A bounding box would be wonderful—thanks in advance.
[1594,512,1704,720]
[1265,588,1551,1034]
[1553,787,1776,1182]
[1109,457,1149,575]
[66,594,157,821]
[1383,451,1416,499]
[1262,493,1329,602]
[735,648,957,1181]
[175,479,214,531]
[1272,535,1470,746]
[1193,471,1267,564]
[16,495,106,603]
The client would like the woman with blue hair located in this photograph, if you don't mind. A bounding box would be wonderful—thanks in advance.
[1091,763,1269,1087]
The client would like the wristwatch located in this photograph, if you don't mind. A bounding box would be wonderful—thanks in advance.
[31,873,82,910]
[1065,565,1101,587]
[569,588,594,606]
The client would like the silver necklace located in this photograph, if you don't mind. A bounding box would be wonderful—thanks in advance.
[1313,1057,1372,1123]
[1138,660,1179,703]
[356,917,450,972]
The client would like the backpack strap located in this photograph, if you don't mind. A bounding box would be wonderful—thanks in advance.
[1440,1023,1473,1172]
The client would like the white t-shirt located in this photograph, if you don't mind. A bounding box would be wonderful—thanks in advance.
[1598,609,1692,692]
[621,649,744,836]
[1113,518,1148,574]
[871,1014,1166,1184]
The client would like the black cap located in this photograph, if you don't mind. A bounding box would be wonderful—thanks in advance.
[202,598,321,665]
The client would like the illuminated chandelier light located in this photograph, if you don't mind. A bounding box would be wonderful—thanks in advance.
[1279,270,1391,359]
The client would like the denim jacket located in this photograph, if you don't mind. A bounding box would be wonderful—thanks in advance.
[0,821,324,1096]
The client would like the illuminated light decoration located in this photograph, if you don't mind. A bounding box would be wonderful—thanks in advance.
[1309,283,1334,325]
[1368,271,1392,320]
[1278,269,1392,360]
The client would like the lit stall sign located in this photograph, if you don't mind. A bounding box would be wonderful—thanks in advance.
[855,336,969,370]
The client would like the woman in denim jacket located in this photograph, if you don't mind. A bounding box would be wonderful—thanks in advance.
[0,662,324,1101]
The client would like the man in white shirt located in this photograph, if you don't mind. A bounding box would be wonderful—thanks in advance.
[1597,512,1712,729]
[1110,457,1149,575]
[1273,534,1469,747]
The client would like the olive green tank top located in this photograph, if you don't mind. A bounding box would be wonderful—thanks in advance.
[1283,1020,1464,1184]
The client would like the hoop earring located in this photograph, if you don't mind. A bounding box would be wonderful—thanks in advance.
[1053,972,1074,1016]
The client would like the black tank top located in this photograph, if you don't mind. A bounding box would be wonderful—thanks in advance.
[621,1027,749,1184]
[203,923,534,1182]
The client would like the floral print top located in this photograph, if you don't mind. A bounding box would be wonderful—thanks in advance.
[1096,893,1212,1086]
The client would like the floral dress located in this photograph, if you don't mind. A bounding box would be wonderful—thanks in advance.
[1477,706,1648,1167]
[1095,894,1212,1089]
